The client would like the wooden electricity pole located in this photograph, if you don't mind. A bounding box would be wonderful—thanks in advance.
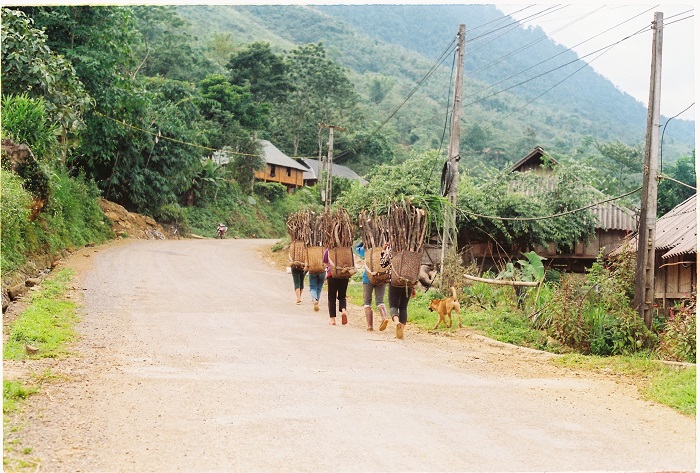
[634,12,663,328]
[319,123,345,210]
[441,24,466,268]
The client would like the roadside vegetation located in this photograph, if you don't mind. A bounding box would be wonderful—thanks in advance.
[3,269,78,471]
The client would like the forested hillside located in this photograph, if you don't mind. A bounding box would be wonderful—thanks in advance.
[179,4,694,167]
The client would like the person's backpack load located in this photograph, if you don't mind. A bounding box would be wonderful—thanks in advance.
[390,250,422,288]
[306,246,325,274]
[288,240,307,270]
[365,247,390,284]
[328,246,356,279]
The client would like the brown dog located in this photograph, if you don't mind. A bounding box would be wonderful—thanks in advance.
[428,286,462,329]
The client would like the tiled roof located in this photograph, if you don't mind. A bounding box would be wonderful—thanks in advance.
[298,158,367,184]
[260,140,308,171]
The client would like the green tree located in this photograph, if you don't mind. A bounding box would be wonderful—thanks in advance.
[131,5,215,82]
[198,74,270,145]
[658,153,696,216]
[338,150,444,217]
[457,162,598,253]
[1,8,89,145]
[590,140,643,198]
[227,42,290,103]
[272,43,360,156]
[224,141,266,196]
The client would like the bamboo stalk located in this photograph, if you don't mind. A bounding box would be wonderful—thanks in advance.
[463,274,538,287]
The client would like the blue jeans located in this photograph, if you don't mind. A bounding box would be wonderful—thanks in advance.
[308,272,326,302]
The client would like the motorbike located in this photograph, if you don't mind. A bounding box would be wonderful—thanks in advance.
[216,223,228,239]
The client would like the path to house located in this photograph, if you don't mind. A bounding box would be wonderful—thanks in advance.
[7,238,696,472]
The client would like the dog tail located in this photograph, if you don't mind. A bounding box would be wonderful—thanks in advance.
[450,286,457,299]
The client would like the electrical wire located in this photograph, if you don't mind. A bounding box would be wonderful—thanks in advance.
[424,48,457,194]
[93,110,261,157]
[468,5,658,99]
[456,186,642,222]
[660,102,695,174]
[333,36,458,164]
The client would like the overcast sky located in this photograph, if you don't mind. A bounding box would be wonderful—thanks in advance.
[495,3,695,122]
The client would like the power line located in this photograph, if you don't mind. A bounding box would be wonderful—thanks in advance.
[468,5,607,78]
[333,36,457,164]
[93,110,261,157]
[467,5,658,99]
[660,102,695,174]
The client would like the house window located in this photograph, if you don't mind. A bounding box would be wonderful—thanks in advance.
[269,165,275,177]
[286,167,292,177]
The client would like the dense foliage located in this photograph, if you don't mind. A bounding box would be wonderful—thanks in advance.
[0,5,695,367]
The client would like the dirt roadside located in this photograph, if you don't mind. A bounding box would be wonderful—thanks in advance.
[2,238,696,472]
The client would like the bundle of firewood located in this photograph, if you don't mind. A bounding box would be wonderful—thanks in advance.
[358,210,388,249]
[286,211,309,242]
[307,209,327,246]
[324,207,354,249]
[388,200,427,253]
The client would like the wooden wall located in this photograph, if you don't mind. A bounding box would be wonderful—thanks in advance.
[655,253,697,306]
[254,164,304,190]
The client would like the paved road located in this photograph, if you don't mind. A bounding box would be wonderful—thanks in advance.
[24,239,696,472]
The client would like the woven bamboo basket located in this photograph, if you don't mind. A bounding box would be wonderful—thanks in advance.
[306,246,325,274]
[329,246,356,279]
[288,240,307,269]
[390,250,422,287]
[365,247,389,284]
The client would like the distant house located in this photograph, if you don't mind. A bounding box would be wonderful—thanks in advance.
[613,194,697,311]
[253,140,308,191]
[464,146,638,272]
[297,158,367,186]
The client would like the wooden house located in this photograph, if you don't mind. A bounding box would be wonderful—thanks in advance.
[253,140,308,192]
[613,194,696,312]
[463,146,638,272]
[653,194,697,308]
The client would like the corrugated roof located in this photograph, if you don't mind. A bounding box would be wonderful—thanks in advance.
[299,158,367,184]
[655,194,696,258]
[510,147,637,232]
[589,193,638,232]
[260,140,308,171]
[610,194,697,258]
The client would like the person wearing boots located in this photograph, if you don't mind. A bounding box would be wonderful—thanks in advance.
[379,243,415,339]
[354,241,389,331]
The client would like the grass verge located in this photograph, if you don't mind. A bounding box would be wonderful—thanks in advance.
[3,268,80,472]
[555,354,696,416]
[3,269,78,360]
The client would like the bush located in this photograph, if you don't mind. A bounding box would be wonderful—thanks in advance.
[156,203,191,234]
[1,94,59,159]
[0,170,32,270]
[254,181,287,202]
[0,164,112,275]
[658,296,697,363]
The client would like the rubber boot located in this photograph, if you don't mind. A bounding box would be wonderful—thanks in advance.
[364,307,374,331]
[378,305,389,331]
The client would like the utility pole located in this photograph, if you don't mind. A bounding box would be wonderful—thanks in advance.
[634,12,663,329]
[319,123,345,210]
[441,24,466,269]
